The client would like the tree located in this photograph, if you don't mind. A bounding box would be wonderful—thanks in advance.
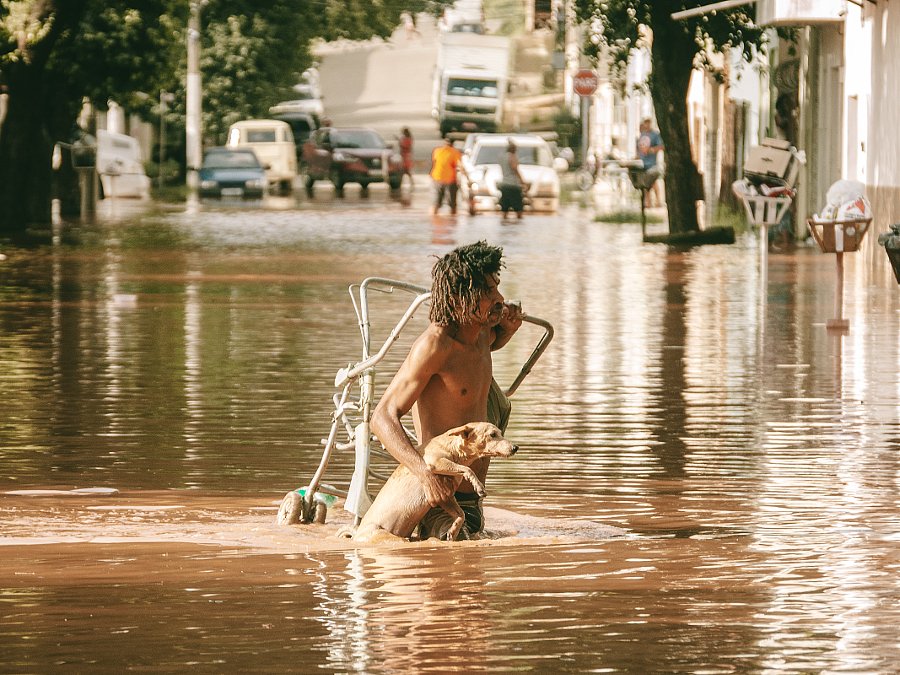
[574,1,767,236]
[0,1,422,235]
[0,1,181,234]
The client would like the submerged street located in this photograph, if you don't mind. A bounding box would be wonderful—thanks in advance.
[2,181,900,671]
[2,13,900,675]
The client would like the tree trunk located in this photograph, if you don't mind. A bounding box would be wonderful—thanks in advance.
[648,9,704,234]
[0,1,88,235]
[719,98,742,210]
[0,65,55,234]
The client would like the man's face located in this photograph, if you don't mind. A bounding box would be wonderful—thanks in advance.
[472,273,505,326]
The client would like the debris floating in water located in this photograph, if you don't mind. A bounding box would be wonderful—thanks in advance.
[4,487,120,496]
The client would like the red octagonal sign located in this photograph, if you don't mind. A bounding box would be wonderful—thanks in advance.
[573,69,599,97]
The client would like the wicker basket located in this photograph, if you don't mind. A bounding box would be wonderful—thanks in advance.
[807,218,871,253]
[740,195,792,226]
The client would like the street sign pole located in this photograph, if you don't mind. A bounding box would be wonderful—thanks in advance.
[581,96,590,165]
[573,69,599,166]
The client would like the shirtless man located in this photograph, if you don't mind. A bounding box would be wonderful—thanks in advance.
[370,241,523,539]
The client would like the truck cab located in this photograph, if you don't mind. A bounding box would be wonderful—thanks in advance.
[226,119,298,194]
[432,33,511,136]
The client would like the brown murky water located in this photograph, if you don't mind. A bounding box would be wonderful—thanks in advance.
[2,187,900,672]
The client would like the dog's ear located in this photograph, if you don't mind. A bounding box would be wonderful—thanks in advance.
[447,423,472,439]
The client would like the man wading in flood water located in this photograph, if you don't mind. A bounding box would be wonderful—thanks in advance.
[371,241,523,539]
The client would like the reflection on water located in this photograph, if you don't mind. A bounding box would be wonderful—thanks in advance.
[2,192,900,671]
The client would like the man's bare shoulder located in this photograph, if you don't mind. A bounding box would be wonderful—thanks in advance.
[410,323,457,355]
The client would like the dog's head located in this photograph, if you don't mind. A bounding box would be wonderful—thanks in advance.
[446,422,518,461]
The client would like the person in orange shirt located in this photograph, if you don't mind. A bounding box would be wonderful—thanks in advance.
[429,136,467,215]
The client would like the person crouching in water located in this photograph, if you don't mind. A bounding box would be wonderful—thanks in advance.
[498,140,526,221]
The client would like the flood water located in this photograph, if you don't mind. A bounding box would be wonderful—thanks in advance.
[2,185,900,672]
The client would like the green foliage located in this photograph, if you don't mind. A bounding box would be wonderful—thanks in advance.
[594,209,664,224]
[199,14,291,144]
[574,1,768,79]
[166,0,420,145]
[0,0,423,228]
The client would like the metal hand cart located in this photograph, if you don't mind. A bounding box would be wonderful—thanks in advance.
[276,277,554,527]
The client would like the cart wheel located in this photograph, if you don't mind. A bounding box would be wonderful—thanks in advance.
[276,491,303,526]
[313,501,327,524]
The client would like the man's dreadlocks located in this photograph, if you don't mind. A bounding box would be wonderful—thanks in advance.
[429,241,504,326]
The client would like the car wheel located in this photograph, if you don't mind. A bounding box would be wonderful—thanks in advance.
[305,174,315,196]
[331,168,344,197]
[388,175,402,191]
[279,179,293,194]
[360,182,370,198]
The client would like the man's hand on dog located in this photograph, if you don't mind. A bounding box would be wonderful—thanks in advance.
[420,471,455,507]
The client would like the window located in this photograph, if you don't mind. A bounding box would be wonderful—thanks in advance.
[331,130,385,149]
[246,130,278,143]
[447,78,500,98]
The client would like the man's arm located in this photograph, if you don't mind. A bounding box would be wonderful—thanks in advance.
[455,150,468,180]
[370,332,456,507]
[491,301,523,351]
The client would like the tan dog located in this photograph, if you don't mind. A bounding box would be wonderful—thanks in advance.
[351,422,518,543]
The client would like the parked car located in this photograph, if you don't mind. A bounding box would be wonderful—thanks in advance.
[268,105,320,168]
[198,147,267,199]
[95,129,151,199]
[460,133,566,213]
[226,119,297,193]
[302,127,403,196]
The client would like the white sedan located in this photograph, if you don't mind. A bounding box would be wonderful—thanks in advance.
[460,134,566,214]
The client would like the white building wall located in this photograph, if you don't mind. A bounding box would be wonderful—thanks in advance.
[867,1,900,226]
[842,3,870,185]
[728,48,765,148]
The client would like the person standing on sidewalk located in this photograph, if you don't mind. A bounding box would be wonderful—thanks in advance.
[430,136,466,215]
[636,118,664,207]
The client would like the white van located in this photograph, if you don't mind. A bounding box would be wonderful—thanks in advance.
[226,119,297,193]
[96,130,151,199]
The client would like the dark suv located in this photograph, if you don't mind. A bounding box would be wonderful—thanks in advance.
[268,105,319,169]
[302,127,403,196]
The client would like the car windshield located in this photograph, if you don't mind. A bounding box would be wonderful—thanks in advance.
[473,143,552,167]
[245,130,278,143]
[331,130,385,149]
[203,151,260,169]
[447,78,498,98]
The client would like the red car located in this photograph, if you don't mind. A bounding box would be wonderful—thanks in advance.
[302,127,403,196]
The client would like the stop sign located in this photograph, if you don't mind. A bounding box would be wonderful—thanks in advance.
[573,69,599,97]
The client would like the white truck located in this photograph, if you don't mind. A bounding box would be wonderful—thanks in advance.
[432,32,512,136]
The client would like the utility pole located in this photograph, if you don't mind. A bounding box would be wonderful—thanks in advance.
[159,90,174,190]
[186,1,204,192]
